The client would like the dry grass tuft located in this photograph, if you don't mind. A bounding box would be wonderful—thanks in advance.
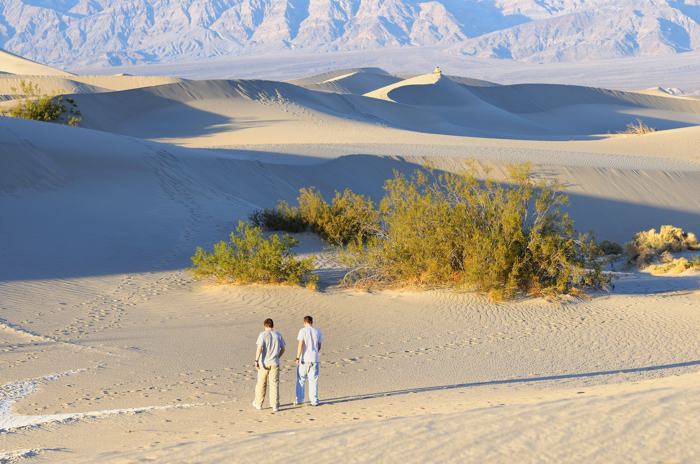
[620,119,656,135]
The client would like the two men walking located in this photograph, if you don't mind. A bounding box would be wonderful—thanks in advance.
[253,315,323,412]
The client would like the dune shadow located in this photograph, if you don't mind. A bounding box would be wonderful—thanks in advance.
[336,82,700,141]
[321,359,700,406]
[371,101,699,141]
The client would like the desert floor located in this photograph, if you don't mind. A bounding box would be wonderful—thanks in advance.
[1,59,700,463]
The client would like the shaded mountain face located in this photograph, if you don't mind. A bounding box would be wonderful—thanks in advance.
[1,0,700,67]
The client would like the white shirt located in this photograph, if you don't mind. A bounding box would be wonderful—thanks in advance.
[297,326,323,363]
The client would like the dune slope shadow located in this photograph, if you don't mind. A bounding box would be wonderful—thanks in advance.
[72,82,295,140]
[361,75,700,139]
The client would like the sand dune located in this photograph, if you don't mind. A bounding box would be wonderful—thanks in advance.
[94,370,700,463]
[364,71,445,102]
[445,75,500,87]
[291,67,402,95]
[0,75,182,96]
[0,76,107,96]
[61,75,700,150]
[71,75,182,91]
[2,63,700,462]
[636,86,700,100]
[467,83,700,114]
[0,49,73,76]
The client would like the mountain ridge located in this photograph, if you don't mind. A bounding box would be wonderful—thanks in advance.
[1,1,700,68]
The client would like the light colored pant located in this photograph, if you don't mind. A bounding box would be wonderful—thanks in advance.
[296,361,319,405]
[254,365,279,409]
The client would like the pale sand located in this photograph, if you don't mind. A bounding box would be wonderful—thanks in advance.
[0,76,183,97]
[1,64,700,463]
[0,51,72,77]
[290,68,402,95]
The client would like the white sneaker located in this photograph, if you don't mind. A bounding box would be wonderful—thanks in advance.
[252,401,262,411]
[272,407,279,413]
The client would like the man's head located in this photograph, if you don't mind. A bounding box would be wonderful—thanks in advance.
[263,318,274,329]
[303,315,313,326]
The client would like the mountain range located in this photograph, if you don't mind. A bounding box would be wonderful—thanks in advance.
[1,0,700,68]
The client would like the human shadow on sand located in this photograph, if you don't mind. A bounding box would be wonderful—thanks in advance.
[320,359,700,406]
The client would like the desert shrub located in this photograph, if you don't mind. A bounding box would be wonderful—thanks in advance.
[626,225,699,267]
[621,119,656,135]
[5,80,81,126]
[297,187,328,229]
[249,201,307,233]
[301,188,380,245]
[598,240,623,256]
[251,187,380,245]
[343,166,608,299]
[646,256,700,275]
[191,221,318,288]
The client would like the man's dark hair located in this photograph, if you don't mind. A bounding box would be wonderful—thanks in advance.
[264,318,274,328]
[303,315,313,324]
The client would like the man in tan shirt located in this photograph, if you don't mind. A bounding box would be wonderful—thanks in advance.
[253,318,286,412]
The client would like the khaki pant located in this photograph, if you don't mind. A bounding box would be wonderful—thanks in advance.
[254,365,279,409]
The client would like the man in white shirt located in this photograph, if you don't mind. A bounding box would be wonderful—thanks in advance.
[295,315,323,406]
[253,318,285,412]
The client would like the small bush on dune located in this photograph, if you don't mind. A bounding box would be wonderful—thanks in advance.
[621,119,656,135]
[191,221,318,288]
[5,80,81,126]
[343,166,609,299]
[251,187,380,245]
[249,201,307,233]
[598,240,623,256]
[301,188,380,245]
[626,225,699,267]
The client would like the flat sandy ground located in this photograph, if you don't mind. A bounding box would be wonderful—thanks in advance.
[1,62,700,463]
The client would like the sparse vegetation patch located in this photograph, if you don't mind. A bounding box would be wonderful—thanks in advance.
[4,80,81,126]
[646,256,700,275]
[598,240,624,256]
[621,119,656,135]
[341,166,608,299]
[216,165,615,299]
[250,187,380,245]
[191,221,318,288]
[626,225,699,268]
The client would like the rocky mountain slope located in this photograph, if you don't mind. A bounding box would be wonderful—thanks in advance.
[1,0,699,68]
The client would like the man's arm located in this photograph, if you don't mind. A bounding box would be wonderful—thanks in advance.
[317,342,322,352]
[296,340,304,365]
[280,346,286,357]
[255,344,262,368]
